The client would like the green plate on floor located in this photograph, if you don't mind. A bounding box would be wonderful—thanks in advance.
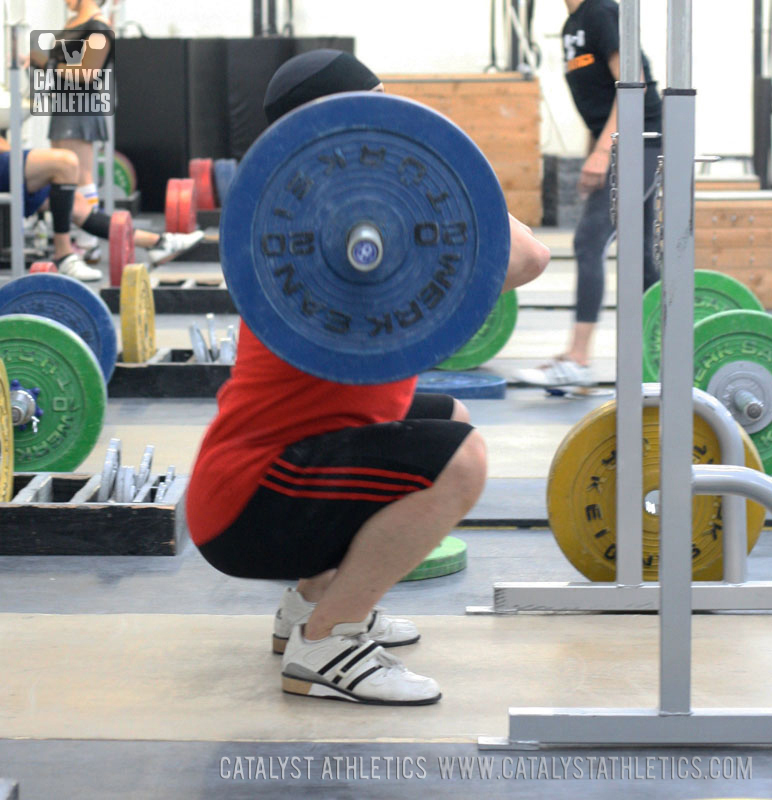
[437,290,517,370]
[400,535,467,581]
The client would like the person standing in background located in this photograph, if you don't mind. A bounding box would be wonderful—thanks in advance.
[517,0,662,388]
[42,0,114,266]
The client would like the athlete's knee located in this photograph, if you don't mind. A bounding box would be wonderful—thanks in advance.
[52,149,80,180]
[451,399,471,423]
[50,148,79,182]
[437,429,487,507]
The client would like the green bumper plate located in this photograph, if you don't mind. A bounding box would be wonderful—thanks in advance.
[437,290,518,371]
[693,309,772,474]
[642,270,763,382]
[401,535,468,581]
[98,151,137,199]
[0,314,106,472]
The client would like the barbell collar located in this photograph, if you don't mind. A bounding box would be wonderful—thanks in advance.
[346,223,384,272]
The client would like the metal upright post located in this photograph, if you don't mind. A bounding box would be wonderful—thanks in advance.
[658,0,696,715]
[480,0,772,749]
[8,22,24,279]
[104,114,115,216]
[614,0,644,587]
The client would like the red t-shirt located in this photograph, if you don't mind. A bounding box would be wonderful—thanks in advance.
[186,321,418,545]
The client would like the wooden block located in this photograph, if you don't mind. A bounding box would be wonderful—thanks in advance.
[504,190,543,223]
[382,73,542,226]
[100,284,235,315]
[695,178,761,192]
[695,204,772,229]
[695,247,772,269]
[382,73,540,96]
[695,228,772,248]
[0,473,189,556]
[108,349,231,398]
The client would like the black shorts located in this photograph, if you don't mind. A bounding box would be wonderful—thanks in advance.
[198,393,472,580]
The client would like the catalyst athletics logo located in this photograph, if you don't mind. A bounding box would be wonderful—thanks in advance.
[30,29,115,116]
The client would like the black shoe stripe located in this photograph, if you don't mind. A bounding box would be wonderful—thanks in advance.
[346,665,383,691]
[366,612,376,632]
[319,645,357,676]
[340,642,379,674]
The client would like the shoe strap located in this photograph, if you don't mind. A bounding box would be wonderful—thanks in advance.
[329,638,381,681]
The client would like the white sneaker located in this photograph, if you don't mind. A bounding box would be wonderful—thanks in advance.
[148,230,205,265]
[273,587,419,654]
[82,244,102,264]
[281,620,440,705]
[56,253,102,282]
[514,358,595,388]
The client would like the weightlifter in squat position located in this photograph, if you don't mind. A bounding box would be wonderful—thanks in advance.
[186,50,551,705]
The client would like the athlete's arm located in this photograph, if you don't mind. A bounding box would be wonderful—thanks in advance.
[503,213,551,292]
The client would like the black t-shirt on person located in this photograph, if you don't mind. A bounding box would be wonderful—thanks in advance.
[562,0,662,139]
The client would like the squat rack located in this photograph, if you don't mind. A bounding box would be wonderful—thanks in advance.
[471,0,772,614]
[480,0,772,747]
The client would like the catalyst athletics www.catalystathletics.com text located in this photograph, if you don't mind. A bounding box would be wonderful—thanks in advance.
[219,753,753,782]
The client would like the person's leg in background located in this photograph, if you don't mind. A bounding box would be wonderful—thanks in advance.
[515,180,613,387]
[25,148,102,281]
[71,191,204,263]
[566,177,616,366]
[51,137,101,260]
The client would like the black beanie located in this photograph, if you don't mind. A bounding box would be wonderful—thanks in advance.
[263,49,380,125]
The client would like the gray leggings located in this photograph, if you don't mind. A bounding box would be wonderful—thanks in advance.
[574,144,661,323]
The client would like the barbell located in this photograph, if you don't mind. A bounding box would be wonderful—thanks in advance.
[220,91,511,385]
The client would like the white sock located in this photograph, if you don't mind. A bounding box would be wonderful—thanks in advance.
[74,183,100,247]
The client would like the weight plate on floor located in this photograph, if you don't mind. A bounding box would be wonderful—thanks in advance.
[120,263,157,363]
[0,314,106,472]
[189,158,216,211]
[694,309,772,473]
[642,270,764,382]
[176,178,198,234]
[29,261,57,273]
[221,92,509,385]
[547,401,764,582]
[214,158,238,207]
[137,443,155,489]
[165,178,181,234]
[109,210,135,287]
[188,324,210,363]
[437,289,518,370]
[417,369,507,399]
[115,464,136,503]
[401,535,467,581]
[0,273,117,382]
[0,358,13,502]
[98,437,121,502]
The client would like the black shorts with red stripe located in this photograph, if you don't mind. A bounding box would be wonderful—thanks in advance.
[197,393,472,579]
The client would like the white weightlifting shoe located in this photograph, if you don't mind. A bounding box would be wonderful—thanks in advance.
[514,357,595,388]
[272,587,419,654]
[281,620,440,705]
[148,230,205,265]
[56,253,102,282]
